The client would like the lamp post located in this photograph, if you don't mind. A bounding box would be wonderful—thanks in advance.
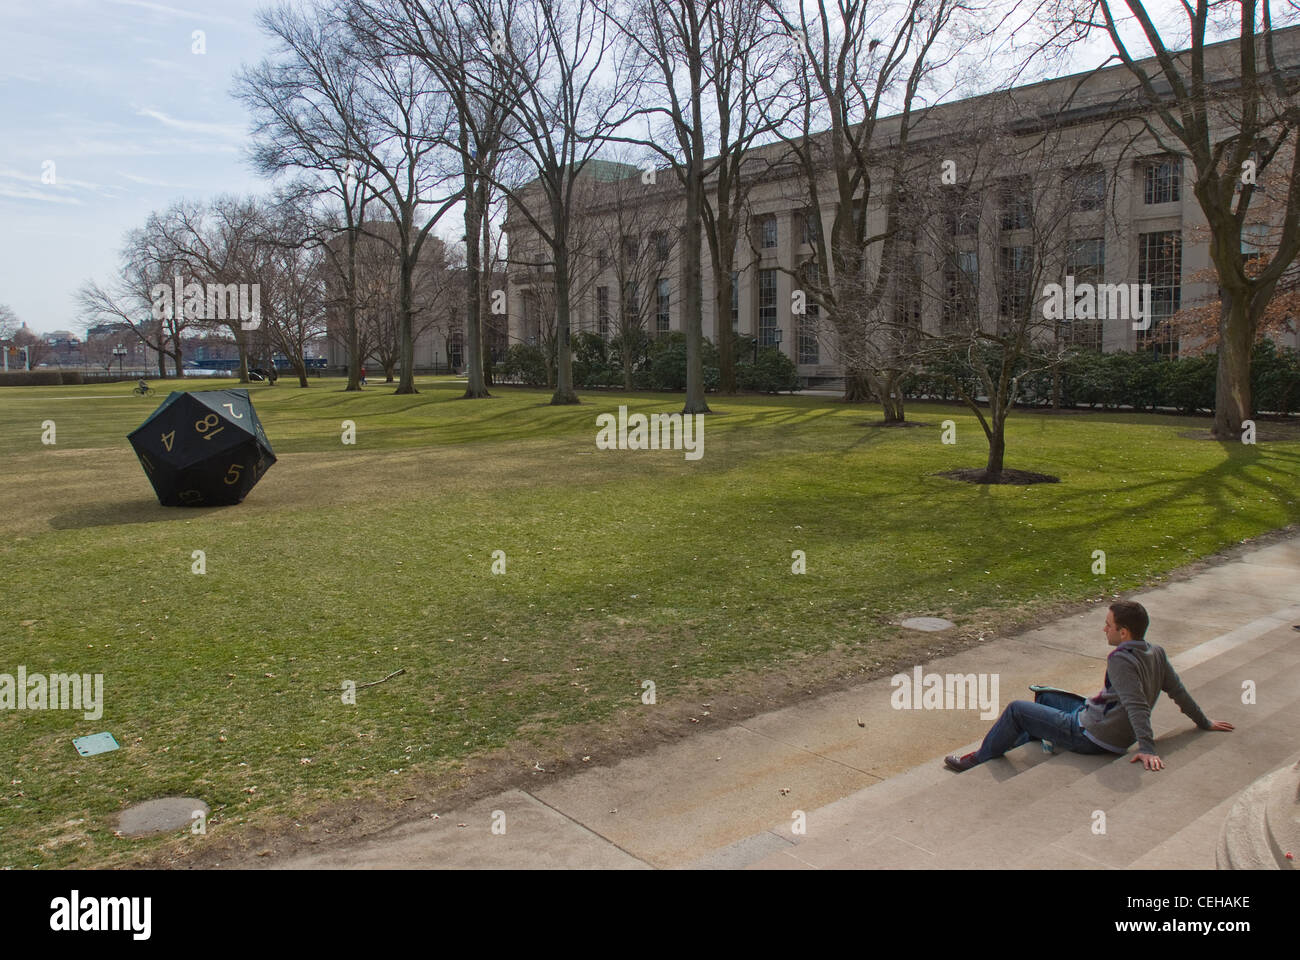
[113,344,126,378]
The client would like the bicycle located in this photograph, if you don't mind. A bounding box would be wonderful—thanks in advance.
[132,383,155,397]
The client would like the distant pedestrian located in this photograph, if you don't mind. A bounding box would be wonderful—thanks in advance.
[360,366,367,386]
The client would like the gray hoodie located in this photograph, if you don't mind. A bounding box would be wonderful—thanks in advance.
[1077,639,1212,755]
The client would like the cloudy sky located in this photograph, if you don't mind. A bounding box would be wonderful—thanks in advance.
[0,0,273,335]
[0,0,1241,337]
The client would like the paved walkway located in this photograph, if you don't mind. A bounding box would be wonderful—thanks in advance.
[271,536,1300,869]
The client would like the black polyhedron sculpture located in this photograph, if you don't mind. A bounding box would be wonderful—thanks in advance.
[127,388,276,507]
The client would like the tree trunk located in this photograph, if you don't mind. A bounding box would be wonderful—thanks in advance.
[238,341,249,385]
[843,368,872,403]
[481,203,495,388]
[396,235,417,394]
[716,267,736,394]
[345,229,361,392]
[984,419,1006,482]
[682,172,710,414]
[384,361,395,382]
[881,376,904,423]
[463,179,489,399]
[1212,289,1253,440]
[551,246,578,405]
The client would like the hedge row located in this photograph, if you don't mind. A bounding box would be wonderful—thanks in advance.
[498,331,800,394]
[0,370,79,387]
[901,341,1300,415]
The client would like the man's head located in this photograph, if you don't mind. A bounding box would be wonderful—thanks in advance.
[1105,600,1149,646]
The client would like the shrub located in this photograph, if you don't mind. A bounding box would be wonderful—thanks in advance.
[500,344,549,387]
[645,331,720,391]
[736,345,799,393]
[0,370,64,387]
[1253,341,1300,415]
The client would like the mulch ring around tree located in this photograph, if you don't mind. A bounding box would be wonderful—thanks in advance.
[938,467,1061,485]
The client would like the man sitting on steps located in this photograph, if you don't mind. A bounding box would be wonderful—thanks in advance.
[945,600,1234,773]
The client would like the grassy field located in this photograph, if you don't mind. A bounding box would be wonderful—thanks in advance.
[1,376,1298,867]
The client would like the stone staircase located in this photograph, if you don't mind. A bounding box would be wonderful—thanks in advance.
[702,616,1300,869]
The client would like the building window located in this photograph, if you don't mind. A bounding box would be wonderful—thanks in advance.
[893,252,922,348]
[598,248,611,272]
[943,249,978,330]
[999,177,1031,231]
[622,235,639,262]
[622,280,639,332]
[1143,156,1181,205]
[1071,167,1106,211]
[1064,238,1104,350]
[760,215,777,249]
[998,245,1034,319]
[449,330,464,369]
[797,263,819,364]
[945,187,980,236]
[656,278,670,334]
[596,286,610,337]
[801,209,820,246]
[1138,230,1181,358]
[651,230,670,261]
[730,271,739,330]
[758,268,777,344]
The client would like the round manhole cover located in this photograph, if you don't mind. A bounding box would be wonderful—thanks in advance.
[118,798,209,837]
[900,617,956,632]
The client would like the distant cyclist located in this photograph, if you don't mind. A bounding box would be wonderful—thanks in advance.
[134,377,153,396]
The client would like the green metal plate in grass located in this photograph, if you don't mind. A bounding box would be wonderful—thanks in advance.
[72,733,119,756]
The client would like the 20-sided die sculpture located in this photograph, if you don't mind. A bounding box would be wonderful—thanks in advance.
[127,388,276,507]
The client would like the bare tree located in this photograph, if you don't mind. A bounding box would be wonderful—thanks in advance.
[237,2,382,393]
[581,165,678,387]
[911,107,1111,481]
[79,223,194,378]
[0,304,18,341]
[484,0,643,405]
[331,3,463,393]
[349,0,521,400]
[765,0,967,418]
[604,0,729,413]
[1055,0,1300,438]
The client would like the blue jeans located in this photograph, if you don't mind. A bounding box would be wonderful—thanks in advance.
[972,689,1110,764]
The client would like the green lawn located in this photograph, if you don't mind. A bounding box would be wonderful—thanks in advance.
[1,376,1297,867]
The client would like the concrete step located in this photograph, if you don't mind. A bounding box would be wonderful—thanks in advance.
[740,620,1300,869]
[924,625,1300,869]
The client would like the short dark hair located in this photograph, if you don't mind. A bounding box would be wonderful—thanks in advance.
[1109,600,1149,641]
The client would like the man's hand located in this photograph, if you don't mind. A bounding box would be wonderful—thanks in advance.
[1206,719,1234,732]
[1131,752,1164,770]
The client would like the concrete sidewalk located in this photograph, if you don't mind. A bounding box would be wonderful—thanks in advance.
[273,536,1300,870]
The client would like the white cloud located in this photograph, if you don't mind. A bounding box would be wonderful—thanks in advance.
[102,0,251,30]
[135,106,245,139]
[0,184,84,205]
